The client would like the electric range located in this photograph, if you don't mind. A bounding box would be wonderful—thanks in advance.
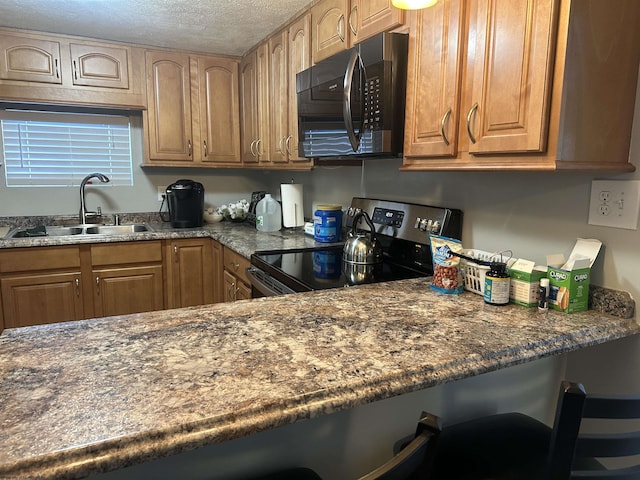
[247,198,462,296]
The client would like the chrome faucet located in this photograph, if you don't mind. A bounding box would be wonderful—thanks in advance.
[79,173,110,224]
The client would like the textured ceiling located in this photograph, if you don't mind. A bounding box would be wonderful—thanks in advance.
[0,0,310,56]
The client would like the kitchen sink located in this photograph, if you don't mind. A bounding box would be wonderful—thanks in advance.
[84,224,151,235]
[6,224,153,238]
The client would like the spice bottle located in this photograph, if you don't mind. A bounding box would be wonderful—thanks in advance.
[484,261,510,306]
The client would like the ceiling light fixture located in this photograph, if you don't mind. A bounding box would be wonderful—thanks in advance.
[392,0,438,9]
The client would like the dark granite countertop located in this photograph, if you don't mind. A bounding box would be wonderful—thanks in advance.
[0,279,638,479]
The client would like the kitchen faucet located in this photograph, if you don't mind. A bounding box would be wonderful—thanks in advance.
[79,173,110,224]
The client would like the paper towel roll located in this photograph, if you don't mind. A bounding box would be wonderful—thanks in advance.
[281,183,304,228]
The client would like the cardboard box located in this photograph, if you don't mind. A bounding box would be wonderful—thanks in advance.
[508,258,548,307]
[547,239,602,313]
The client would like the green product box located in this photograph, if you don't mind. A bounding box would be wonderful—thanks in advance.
[508,258,548,307]
[546,239,602,313]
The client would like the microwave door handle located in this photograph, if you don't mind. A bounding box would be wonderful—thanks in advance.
[343,49,361,152]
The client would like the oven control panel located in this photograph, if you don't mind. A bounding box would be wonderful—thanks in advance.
[372,207,404,228]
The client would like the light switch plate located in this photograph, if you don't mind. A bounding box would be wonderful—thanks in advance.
[588,180,640,230]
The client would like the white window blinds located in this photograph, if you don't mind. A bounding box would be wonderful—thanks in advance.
[0,109,133,187]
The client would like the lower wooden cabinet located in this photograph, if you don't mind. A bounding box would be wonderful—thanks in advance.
[165,238,219,308]
[0,239,241,330]
[1,271,84,328]
[0,245,84,329]
[223,247,252,302]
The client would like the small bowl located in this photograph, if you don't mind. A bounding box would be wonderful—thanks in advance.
[204,212,224,223]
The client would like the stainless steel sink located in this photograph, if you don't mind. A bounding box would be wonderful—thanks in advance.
[6,224,153,238]
[84,224,151,235]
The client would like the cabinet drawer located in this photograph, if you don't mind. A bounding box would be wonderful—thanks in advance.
[0,246,80,273]
[91,241,162,266]
[223,248,250,285]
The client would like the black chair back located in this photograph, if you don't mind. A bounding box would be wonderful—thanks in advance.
[546,380,640,480]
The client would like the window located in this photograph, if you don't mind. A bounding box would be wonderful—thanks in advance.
[0,107,133,187]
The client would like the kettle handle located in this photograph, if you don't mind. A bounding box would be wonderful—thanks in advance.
[351,211,376,239]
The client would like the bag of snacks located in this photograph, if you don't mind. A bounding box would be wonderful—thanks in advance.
[429,234,464,294]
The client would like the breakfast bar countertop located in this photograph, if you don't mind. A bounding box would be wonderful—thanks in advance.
[0,277,638,479]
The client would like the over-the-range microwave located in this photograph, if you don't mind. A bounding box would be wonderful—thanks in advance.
[296,32,408,160]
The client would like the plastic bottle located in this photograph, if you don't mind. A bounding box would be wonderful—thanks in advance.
[255,194,282,232]
[538,278,550,312]
[484,261,510,306]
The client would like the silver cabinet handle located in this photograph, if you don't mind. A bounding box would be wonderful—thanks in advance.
[441,108,452,146]
[256,139,263,157]
[249,139,257,157]
[227,282,236,301]
[466,103,478,144]
[75,278,80,297]
[231,262,240,271]
[203,140,208,157]
[337,14,345,43]
[73,59,78,80]
[349,6,357,36]
[278,136,284,154]
[55,58,60,78]
[285,135,293,157]
[187,139,192,156]
[95,276,100,295]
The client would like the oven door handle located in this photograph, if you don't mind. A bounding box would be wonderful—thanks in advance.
[247,267,296,296]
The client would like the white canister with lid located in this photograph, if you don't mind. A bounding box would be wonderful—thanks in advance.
[255,194,282,232]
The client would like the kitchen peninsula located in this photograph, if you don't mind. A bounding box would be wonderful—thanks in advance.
[0,249,637,479]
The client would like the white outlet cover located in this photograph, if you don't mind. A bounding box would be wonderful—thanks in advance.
[157,186,166,202]
[588,180,640,230]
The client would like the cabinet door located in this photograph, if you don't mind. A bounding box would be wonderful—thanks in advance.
[287,14,313,164]
[0,34,62,84]
[268,31,289,163]
[256,44,271,162]
[239,51,260,164]
[145,50,193,162]
[69,43,129,89]
[167,239,214,308]
[466,0,556,154]
[196,56,241,165]
[404,0,465,158]
[223,270,251,302]
[352,0,405,44]
[211,240,224,304]
[311,0,350,64]
[235,278,252,301]
[93,265,163,317]
[1,272,83,328]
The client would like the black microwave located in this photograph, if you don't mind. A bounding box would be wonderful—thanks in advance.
[296,32,408,160]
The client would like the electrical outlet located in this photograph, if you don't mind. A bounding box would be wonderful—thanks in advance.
[157,186,166,202]
[588,180,640,230]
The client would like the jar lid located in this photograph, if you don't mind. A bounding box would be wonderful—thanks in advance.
[316,204,342,211]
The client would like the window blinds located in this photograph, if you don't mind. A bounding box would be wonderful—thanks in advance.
[0,109,133,187]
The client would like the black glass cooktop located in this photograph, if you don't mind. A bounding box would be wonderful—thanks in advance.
[251,246,428,292]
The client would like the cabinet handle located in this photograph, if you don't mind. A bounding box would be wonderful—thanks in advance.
[95,276,100,295]
[256,139,263,157]
[174,245,179,262]
[337,14,345,43]
[203,140,208,157]
[75,278,80,297]
[231,262,240,271]
[466,103,478,144]
[73,60,78,80]
[440,108,452,146]
[249,139,257,157]
[349,6,358,36]
[54,58,60,79]
[285,135,293,157]
[277,136,286,155]
[228,282,236,301]
[187,139,192,156]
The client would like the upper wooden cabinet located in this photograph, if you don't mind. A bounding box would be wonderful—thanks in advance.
[311,0,404,63]
[144,50,241,167]
[239,44,270,165]
[402,0,640,172]
[0,28,145,108]
[240,17,313,170]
